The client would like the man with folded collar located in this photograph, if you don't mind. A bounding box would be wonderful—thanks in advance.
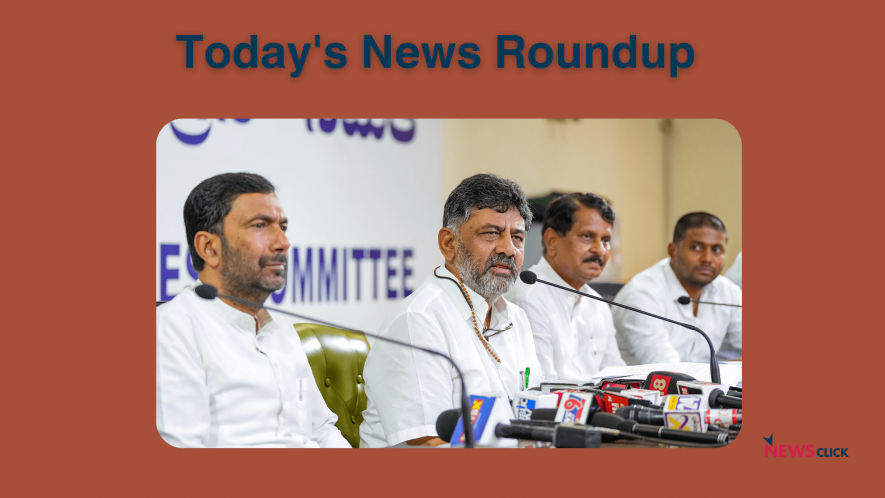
[507,193,625,381]
[359,174,542,448]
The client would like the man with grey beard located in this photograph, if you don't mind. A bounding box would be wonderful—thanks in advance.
[359,174,543,448]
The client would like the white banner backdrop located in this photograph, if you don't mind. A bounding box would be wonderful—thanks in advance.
[157,119,442,331]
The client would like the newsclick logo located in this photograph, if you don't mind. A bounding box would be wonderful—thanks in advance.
[763,434,848,458]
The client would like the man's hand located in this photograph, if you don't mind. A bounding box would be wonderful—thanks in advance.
[406,436,446,446]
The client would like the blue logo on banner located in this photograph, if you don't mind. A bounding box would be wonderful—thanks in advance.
[305,119,415,143]
[169,119,251,145]
[168,119,413,145]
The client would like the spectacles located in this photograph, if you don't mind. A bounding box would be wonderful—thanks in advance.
[483,322,513,339]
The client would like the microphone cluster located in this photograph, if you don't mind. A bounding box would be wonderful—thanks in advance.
[434,368,742,447]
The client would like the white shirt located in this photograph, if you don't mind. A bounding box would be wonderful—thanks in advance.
[156,285,350,448]
[612,258,742,365]
[725,251,742,289]
[507,257,625,381]
[359,265,542,448]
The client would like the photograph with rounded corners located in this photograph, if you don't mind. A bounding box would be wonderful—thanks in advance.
[156,119,742,449]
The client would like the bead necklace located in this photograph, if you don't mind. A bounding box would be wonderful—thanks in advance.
[452,271,501,363]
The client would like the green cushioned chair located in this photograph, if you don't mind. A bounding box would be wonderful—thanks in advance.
[295,323,370,448]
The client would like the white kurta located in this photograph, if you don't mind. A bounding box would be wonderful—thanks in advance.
[359,265,542,448]
[507,257,625,381]
[725,251,742,289]
[156,285,350,448]
[612,258,742,365]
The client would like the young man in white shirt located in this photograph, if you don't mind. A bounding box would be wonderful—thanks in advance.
[507,193,625,381]
[612,212,742,365]
[359,174,542,448]
[156,173,350,448]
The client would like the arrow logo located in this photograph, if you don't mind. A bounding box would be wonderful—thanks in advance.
[763,434,773,446]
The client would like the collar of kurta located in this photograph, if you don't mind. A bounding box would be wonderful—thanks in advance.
[660,258,719,304]
[434,264,510,325]
[193,280,279,335]
[534,256,592,304]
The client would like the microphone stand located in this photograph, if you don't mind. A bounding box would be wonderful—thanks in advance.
[521,273,721,384]
[677,296,742,308]
[194,284,475,448]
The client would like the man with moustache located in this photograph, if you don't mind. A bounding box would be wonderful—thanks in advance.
[156,173,350,448]
[507,193,625,380]
[359,174,542,448]
[613,212,742,365]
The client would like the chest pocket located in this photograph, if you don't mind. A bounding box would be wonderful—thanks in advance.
[280,375,313,435]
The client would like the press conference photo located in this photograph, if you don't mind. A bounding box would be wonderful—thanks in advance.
[155,118,742,448]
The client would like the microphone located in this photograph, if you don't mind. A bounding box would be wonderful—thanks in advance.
[493,423,603,448]
[644,371,697,395]
[591,412,728,445]
[436,410,603,448]
[677,296,741,308]
[709,390,741,409]
[435,409,462,443]
[513,391,559,421]
[194,283,476,448]
[528,408,727,447]
[432,398,517,448]
[529,408,559,422]
[617,405,740,428]
[616,405,665,426]
[609,388,661,406]
[492,423,554,444]
[676,380,742,409]
[520,271,722,384]
[706,409,742,428]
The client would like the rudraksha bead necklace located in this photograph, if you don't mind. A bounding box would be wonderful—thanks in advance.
[453,271,501,363]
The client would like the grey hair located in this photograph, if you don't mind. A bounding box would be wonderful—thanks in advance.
[442,174,533,233]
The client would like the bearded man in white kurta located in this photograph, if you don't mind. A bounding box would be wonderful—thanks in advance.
[157,173,349,448]
[359,174,542,448]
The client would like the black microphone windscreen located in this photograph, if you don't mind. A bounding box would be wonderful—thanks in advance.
[617,420,638,433]
[529,408,558,421]
[589,412,624,431]
[519,271,537,285]
[588,412,626,442]
[677,296,692,305]
[435,409,462,443]
[616,405,664,425]
[195,284,219,300]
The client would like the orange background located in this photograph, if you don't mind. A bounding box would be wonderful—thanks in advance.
[4,0,882,494]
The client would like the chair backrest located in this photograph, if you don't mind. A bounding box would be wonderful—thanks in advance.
[294,323,370,448]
